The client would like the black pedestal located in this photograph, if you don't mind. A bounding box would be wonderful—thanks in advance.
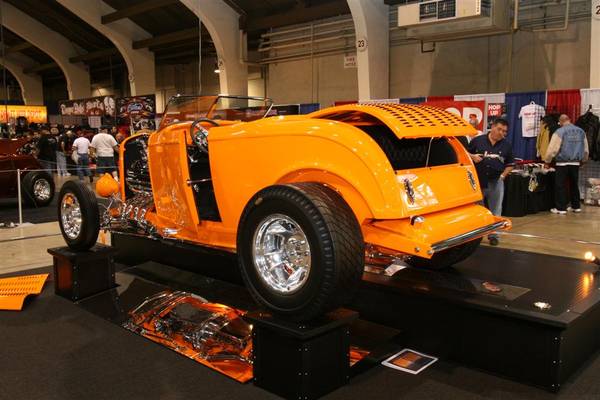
[246,309,359,400]
[353,247,600,392]
[48,245,117,302]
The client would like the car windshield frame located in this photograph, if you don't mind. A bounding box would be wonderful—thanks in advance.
[159,95,274,131]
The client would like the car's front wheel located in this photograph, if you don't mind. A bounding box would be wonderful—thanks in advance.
[237,183,364,321]
[22,171,55,207]
[57,180,100,251]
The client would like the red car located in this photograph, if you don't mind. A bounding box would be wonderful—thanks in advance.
[0,138,55,206]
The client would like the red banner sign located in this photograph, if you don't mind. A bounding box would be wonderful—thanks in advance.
[423,100,486,135]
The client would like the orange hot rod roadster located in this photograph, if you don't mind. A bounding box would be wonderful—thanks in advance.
[57,95,510,320]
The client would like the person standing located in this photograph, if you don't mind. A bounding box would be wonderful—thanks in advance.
[61,130,76,176]
[55,128,69,176]
[90,128,119,179]
[36,129,58,173]
[72,131,92,183]
[467,119,515,246]
[544,114,589,215]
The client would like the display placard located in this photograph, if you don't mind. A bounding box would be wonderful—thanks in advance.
[594,0,600,20]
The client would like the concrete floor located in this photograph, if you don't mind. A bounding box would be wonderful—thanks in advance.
[1,174,599,275]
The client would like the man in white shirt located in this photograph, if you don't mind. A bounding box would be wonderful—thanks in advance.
[91,128,119,179]
[71,130,92,183]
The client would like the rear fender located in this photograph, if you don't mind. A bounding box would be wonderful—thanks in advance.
[276,169,374,224]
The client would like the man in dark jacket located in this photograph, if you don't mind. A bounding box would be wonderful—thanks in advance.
[36,129,58,173]
[467,119,514,246]
[545,115,589,214]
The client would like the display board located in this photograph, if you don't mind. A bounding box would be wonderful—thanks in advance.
[0,105,47,124]
[116,95,156,131]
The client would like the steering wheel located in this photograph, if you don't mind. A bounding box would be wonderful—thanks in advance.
[190,117,220,154]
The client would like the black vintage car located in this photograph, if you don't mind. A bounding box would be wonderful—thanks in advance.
[0,138,55,206]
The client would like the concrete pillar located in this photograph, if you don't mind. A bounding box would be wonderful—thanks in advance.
[57,0,156,96]
[180,0,248,95]
[0,57,44,105]
[1,2,90,99]
[592,0,600,87]
[347,0,389,101]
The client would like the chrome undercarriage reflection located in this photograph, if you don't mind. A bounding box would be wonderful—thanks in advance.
[123,290,253,382]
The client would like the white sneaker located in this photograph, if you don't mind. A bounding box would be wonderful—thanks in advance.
[567,207,582,213]
[550,208,567,215]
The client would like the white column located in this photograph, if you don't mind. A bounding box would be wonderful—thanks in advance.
[1,2,90,99]
[591,0,600,87]
[347,0,389,101]
[57,0,156,96]
[1,57,44,105]
[180,0,248,95]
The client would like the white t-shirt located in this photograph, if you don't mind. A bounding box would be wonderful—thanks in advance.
[91,133,118,157]
[72,137,91,155]
[519,103,545,137]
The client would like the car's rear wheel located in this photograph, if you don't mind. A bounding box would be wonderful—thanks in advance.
[408,238,482,270]
[22,171,55,207]
[237,183,364,321]
[57,180,100,251]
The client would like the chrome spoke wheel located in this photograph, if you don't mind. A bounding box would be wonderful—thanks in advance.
[33,179,51,201]
[252,214,311,294]
[61,193,82,240]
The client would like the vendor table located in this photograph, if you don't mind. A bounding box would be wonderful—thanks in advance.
[502,171,555,217]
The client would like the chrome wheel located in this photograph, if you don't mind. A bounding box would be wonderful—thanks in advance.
[61,193,82,240]
[33,179,52,201]
[252,214,311,294]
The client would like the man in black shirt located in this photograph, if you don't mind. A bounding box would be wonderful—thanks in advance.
[467,119,514,245]
[36,129,58,173]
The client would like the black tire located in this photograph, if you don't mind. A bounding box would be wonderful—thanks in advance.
[408,238,482,270]
[22,171,55,207]
[237,183,364,321]
[57,180,100,251]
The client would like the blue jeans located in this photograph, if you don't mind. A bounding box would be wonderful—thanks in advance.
[56,151,67,176]
[77,154,91,181]
[482,178,504,240]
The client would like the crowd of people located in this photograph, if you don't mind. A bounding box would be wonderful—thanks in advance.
[14,123,126,182]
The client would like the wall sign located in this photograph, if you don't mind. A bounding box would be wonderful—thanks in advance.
[594,0,600,20]
[356,37,367,52]
[344,54,357,68]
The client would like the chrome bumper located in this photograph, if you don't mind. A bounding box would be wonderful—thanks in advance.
[431,220,510,253]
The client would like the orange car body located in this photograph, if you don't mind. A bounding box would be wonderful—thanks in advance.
[107,101,509,259]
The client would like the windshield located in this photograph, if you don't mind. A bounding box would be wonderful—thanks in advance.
[159,95,273,130]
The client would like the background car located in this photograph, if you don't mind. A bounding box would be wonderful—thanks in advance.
[0,138,55,207]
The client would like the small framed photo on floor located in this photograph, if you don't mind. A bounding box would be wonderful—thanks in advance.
[381,349,438,375]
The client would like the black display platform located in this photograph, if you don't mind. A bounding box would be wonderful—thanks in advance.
[111,232,600,392]
[354,248,600,392]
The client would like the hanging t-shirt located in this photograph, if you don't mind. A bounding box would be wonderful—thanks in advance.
[519,103,545,137]
[581,89,600,116]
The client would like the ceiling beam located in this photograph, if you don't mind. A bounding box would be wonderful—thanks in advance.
[222,0,246,16]
[101,0,179,24]
[69,48,120,63]
[243,1,350,32]
[23,62,60,74]
[4,42,34,54]
[132,27,199,49]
